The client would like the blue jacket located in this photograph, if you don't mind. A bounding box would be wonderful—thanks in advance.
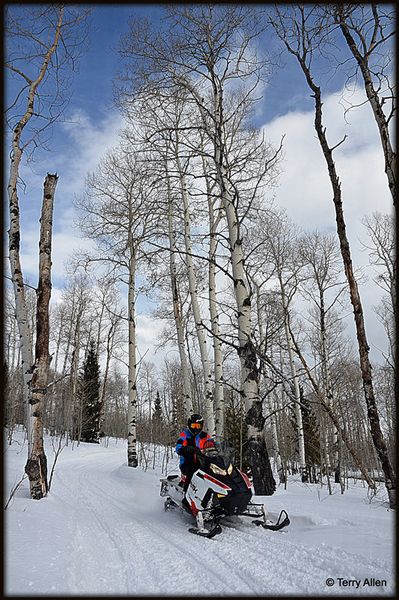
[175,427,210,466]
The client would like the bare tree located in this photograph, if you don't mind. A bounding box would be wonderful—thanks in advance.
[251,209,308,480]
[269,5,396,508]
[327,4,396,206]
[5,3,89,466]
[299,230,348,485]
[76,143,158,467]
[361,213,395,305]
[118,6,282,493]
[24,174,58,499]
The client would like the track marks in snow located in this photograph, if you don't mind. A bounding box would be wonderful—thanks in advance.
[38,445,394,596]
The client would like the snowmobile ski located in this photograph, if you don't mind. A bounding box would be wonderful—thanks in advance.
[253,509,290,531]
[188,523,222,538]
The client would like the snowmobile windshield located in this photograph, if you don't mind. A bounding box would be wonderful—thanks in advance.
[201,436,236,467]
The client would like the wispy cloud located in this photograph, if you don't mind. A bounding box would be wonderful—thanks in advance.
[15,108,125,286]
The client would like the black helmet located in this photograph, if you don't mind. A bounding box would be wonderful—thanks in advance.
[188,413,204,434]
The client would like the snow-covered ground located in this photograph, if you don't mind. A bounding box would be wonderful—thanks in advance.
[5,430,395,596]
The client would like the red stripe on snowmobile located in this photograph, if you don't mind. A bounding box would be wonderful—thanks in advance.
[190,500,199,515]
[203,473,231,490]
[239,470,252,488]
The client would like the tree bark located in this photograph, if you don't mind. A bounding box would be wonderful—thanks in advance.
[7,7,64,456]
[205,168,224,437]
[25,173,58,499]
[127,250,138,467]
[8,144,34,451]
[209,76,275,494]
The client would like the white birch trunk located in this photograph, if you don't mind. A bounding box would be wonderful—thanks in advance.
[8,133,34,454]
[127,250,138,467]
[175,154,215,434]
[217,170,256,426]
[270,390,284,481]
[180,64,275,492]
[6,8,63,454]
[25,173,57,498]
[166,168,193,419]
[206,177,224,437]
[210,86,275,493]
[281,296,306,477]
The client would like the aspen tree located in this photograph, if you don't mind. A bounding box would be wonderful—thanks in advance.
[327,5,396,206]
[77,145,158,466]
[6,6,64,454]
[25,174,58,499]
[269,5,396,507]
[5,5,90,490]
[119,6,281,492]
[299,231,347,483]
[165,164,194,419]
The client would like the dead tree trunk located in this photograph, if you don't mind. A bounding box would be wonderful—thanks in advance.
[6,7,64,453]
[25,173,58,499]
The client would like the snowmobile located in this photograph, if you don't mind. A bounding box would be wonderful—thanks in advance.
[160,437,290,538]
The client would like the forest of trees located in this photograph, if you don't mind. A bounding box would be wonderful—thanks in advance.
[4,5,395,507]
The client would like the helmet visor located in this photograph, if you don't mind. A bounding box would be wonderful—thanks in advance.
[189,422,202,430]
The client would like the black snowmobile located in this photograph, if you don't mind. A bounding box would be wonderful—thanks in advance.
[160,437,290,538]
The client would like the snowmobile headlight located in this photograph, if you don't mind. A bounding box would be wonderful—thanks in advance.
[210,463,227,476]
[227,464,233,475]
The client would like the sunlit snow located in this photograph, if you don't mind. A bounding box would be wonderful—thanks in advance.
[5,430,394,596]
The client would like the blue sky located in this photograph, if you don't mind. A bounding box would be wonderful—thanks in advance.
[5,4,394,364]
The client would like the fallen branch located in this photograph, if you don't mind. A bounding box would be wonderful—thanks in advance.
[4,473,27,510]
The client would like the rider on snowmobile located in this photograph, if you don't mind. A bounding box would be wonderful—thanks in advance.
[175,414,211,490]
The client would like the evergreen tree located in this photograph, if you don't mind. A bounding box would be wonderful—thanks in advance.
[152,390,162,443]
[224,389,248,470]
[80,339,101,443]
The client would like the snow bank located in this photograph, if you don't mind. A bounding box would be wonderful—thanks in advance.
[4,431,395,596]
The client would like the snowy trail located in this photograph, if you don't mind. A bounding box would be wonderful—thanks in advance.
[5,435,395,596]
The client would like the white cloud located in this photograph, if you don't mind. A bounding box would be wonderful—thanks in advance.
[262,85,393,362]
[19,224,96,283]
[15,108,125,286]
[9,86,392,368]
